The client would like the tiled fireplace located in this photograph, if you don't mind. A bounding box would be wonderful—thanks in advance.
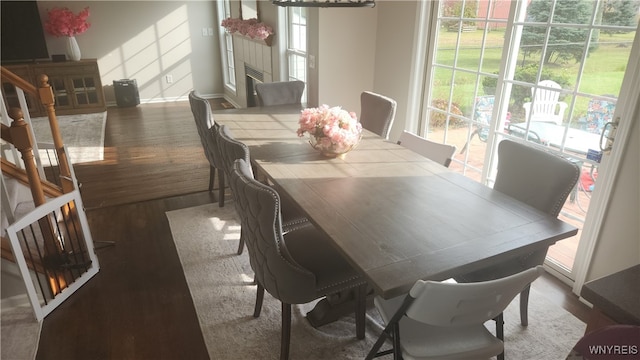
[233,35,273,108]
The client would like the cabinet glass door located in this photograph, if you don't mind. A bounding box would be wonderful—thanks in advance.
[50,77,70,107]
[72,77,99,106]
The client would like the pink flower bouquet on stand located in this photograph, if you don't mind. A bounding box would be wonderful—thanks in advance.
[44,7,91,37]
[44,7,91,61]
[297,105,363,158]
[221,17,274,44]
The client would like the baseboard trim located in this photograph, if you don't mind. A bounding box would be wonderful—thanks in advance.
[106,93,226,108]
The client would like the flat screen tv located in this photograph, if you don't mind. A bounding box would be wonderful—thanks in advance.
[1,1,50,63]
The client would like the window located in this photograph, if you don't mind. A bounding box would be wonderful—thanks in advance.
[418,0,638,277]
[286,7,307,102]
[217,0,236,90]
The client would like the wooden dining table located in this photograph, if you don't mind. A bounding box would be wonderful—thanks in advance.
[214,105,578,323]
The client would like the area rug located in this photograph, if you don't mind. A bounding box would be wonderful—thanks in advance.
[167,203,587,360]
[28,111,107,164]
[1,302,41,360]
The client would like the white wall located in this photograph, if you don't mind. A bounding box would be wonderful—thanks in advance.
[37,1,224,104]
[317,8,378,115]
[370,1,419,142]
[585,103,640,281]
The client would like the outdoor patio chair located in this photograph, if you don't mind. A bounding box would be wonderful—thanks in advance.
[522,80,568,125]
[581,97,616,134]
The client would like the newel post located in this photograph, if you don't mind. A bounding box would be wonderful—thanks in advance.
[8,108,47,206]
[8,107,64,258]
[37,74,74,193]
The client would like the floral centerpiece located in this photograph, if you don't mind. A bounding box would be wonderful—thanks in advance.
[221,17,274,44]
[44,7,91,61]
[297,105,363,157]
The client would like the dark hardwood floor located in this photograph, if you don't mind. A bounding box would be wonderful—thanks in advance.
[35,100,591,359]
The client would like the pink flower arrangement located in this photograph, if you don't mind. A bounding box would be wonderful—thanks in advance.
[297,105,363,155]
[44,7,91,37]
[221,17,273,40]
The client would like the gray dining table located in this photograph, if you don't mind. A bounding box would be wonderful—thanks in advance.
[214,105,578,323]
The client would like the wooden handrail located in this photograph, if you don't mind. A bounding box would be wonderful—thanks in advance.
[1,159,64,198]
[0,66,37,95]
[1,66,75,194]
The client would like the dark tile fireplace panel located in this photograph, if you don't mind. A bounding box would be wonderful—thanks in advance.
[245,65,264,107]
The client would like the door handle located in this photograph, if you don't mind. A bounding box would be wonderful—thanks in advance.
[599,118,620,154]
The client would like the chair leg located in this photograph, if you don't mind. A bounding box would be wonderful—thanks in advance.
[281,302,292,360]
[495,313,505,360]
[355,284,366,339]
[253,283,265,318]
[236,229,245,255]
[218,169,225,207]
[520,284,531,326]
[208,166,215,192]
[392,324,402,360]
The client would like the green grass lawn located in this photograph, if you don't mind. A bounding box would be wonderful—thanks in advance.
[430,28,635,123]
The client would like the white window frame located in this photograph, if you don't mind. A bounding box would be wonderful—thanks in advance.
[217,0,236,92]
[285,6,308,103]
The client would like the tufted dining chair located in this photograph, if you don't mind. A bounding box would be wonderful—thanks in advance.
[216,125,309,254]
[229,158,368,360]
[188,91,225,206]
[360,91,397,139]
[255,80,305,106]
[455,140,580,326]
[397,131,457,167]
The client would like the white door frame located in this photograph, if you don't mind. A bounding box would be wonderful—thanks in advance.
[409,2,639,293]
[571,26,640,295]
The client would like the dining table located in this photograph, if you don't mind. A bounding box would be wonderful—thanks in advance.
[214,105,579,326]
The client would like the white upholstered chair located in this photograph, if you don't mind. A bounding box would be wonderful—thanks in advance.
[360,91,397,139]
[522,80,568,125]
[397,131,457,167]
[366,266,545,360]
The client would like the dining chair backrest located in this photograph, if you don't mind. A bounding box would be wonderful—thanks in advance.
[255,81,305,106]
[360,91,397,139]
[216,125,251,179]
[493,140,580,217]
[229,158,317,304]
[188,91,220,169]
[405,266,544,326]
[397,131,457,167]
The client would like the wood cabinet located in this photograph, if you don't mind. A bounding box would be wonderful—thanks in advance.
[2,59,106,116]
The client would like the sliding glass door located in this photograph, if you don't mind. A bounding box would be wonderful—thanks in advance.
[418,0,638,280]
